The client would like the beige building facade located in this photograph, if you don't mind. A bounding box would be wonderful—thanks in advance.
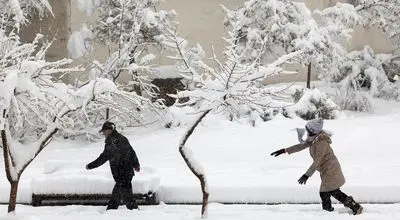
[21,0,71,61]
[23,0,394,83]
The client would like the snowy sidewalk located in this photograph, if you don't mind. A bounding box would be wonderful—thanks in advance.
[2,203,400,220]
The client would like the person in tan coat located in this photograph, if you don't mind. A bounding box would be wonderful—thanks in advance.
[271,119,363,215]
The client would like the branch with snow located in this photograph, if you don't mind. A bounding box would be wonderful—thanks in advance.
[1,0,53,29]
[71,0,180,114]
[318,1,400,47]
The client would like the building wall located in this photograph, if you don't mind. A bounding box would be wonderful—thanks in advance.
[20,0,71,62]
[159,0,244,60]
[21,0,394,83]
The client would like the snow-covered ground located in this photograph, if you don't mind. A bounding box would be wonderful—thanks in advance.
[2,203,400,220]
[1,96,400,217]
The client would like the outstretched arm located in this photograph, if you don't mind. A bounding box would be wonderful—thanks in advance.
[285,142,310,155]
[86,146,111,170]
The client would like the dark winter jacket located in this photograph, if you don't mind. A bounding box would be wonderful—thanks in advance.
[87,131,140,183]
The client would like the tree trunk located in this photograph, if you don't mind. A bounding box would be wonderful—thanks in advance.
[8,180,19,213]
[200,175,209,218]
[1,127,20,213]
[2,118,59,213]
[2,128,13,183]
[106,108,110,120]
[179,109,211,218]
[133,71,142,96]
[307,62,312,89]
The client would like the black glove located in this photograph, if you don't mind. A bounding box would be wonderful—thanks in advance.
[298,174,309,185]
[134,166,140,172]
[270,149,286,157]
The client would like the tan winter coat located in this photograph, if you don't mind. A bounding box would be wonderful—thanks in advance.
[285,131,345,192]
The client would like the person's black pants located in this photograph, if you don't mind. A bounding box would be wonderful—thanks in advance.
[319,188,348,210]
[106,181,138,210]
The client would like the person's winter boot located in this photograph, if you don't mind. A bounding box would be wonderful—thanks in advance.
[321,199,334,212]
[344,196,363,215]
[320,192,334,212]
[323,205,334,212]
[126,200,139,210]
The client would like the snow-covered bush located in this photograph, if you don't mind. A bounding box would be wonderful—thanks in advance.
[382,57,400,83]
[259,108,280,122]
[286,88,339,120]
[332,47,400,102]
[319,1,400,70]
[314,1,400,110]
[333,89,373,112]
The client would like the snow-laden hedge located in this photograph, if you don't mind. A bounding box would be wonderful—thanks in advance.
[333,89,373,112]
[286,88,339,120]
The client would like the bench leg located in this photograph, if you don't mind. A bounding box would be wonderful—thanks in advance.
[32,194,41,207]
[146,193,158,205]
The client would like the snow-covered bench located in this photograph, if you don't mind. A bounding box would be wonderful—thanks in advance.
[31,161,160,206]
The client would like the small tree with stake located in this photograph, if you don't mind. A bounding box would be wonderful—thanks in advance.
[168,13,308,219]
[166,2,347,215]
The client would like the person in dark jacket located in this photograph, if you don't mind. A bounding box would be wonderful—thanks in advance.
[86,121,141,210]
[270,119,363,215]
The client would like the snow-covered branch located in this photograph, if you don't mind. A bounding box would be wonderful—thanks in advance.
[1,0,52,29]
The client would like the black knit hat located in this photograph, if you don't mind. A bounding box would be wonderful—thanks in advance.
[99,121,115,133]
